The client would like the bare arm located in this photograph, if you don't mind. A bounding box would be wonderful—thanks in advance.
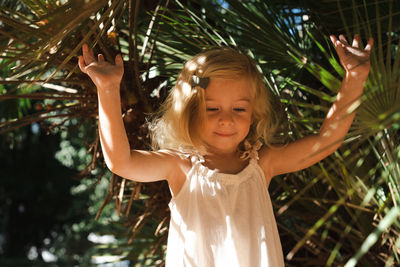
[260,34,374,179]
[78,44,181,182]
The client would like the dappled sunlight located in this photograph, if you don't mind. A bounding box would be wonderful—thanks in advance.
[187,61,198,72]
[327,120,339,131]
[3,0,399,266]
[196,55,206,65]
[173,93,183,113]
[181,81,192,96]
[326,104,336,118]
[195,56,206,75]
[312,142,321,152]
[187,55,207,73]
[173,81,193,113]
[321,129,332,137]
[346,99,361,114]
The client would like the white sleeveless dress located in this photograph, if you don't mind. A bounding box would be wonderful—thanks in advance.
[165,151,284,267]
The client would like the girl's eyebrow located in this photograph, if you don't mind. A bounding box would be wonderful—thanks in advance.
[205,98,251,102]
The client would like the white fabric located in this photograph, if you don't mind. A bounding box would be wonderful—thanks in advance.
[165,151,285,267]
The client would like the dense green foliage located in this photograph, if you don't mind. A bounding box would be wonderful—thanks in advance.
[0,0,399,266]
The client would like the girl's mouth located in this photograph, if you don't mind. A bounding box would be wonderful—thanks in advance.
[215,132,235,137]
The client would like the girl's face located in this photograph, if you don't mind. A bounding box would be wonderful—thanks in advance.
[201,77,253,156]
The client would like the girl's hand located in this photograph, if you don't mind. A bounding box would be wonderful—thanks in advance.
[78,44,124,90]
[330,34,373,77]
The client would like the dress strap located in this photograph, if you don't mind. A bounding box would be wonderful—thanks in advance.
[189,154,205,165]
[176,147,205,164]
[240,140,263,161]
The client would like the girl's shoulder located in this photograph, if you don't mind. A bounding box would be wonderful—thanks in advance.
[258,146,271,179]
[258,143,288,161]
[158,148,192,173]
[258,144,285,182]
[159,149,192,197]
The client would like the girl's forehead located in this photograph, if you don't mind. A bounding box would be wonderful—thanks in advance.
[205,77,253,100]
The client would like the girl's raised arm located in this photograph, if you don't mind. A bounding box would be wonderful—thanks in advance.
[78,44,182,183]
[260,34,373,180]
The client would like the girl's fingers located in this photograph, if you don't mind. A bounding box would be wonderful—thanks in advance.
[339,34,349,45]
[82,44,95,64]
[78,55,87,73]
[331,34,348,50]
[80,44,125,75]
[352,34,359,47]
[88,44,95,58]
[330,35,338,47]
[330,35,345,51]
[115,54,123,67]
[335,40,345,57]
[364,37,374,52]
[345,46,366,57]
[331,34,373,52]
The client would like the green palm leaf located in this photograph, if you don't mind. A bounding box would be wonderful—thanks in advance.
[1,0,400,265]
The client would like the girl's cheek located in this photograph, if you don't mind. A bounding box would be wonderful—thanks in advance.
[236,112,252,120]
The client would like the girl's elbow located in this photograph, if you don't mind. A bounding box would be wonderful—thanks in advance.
[104,157,128,175]
[319,133,345,155]
[104,159,120,174]
[104,158,145,182]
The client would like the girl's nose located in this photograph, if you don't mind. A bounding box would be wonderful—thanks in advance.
[218,112,234,126]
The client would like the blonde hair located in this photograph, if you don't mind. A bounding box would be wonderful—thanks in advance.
[149,47,279,154]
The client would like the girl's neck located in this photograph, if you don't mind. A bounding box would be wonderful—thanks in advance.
[202,150,248,174]
[204,145,240,158]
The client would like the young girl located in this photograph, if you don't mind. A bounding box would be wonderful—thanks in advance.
[78,34,373,266]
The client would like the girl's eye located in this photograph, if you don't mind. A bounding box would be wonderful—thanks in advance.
[207,108,218,111]
[233,108,246,112]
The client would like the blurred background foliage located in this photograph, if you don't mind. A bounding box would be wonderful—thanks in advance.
[0,0,399,266]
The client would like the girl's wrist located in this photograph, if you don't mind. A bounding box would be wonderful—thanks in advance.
[98,84,121,93]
